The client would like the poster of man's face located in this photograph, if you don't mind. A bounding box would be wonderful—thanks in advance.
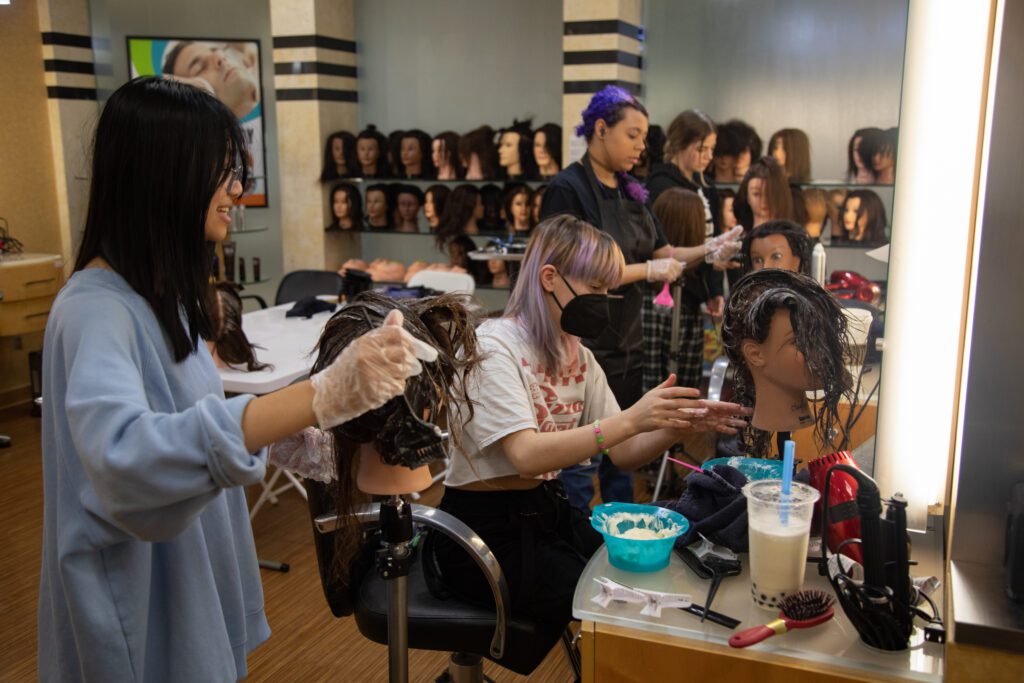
[128,37,268,207]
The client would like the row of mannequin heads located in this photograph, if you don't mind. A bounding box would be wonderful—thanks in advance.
[633,113,898,184]
[327,181,546,235]
[338,255,512,290]
[320,122,563,183]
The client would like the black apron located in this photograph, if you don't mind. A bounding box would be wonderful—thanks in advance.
[580,155,659,409]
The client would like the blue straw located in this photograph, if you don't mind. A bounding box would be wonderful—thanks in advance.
[780,440,795,525]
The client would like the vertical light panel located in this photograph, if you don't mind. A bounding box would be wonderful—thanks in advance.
[874,0,996,530]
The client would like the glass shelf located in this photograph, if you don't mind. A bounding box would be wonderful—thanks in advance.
[713,180,894,190]
[227,226,269,235]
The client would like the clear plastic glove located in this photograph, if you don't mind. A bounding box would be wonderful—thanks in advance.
[704,226,745,264]
[270,427,336,483]
[646,257,685,283]
[310,310,438,430]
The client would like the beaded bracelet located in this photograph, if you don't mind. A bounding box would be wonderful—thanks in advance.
[593,420,610,457]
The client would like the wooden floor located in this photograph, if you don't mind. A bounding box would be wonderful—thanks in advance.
[0,405,572,682]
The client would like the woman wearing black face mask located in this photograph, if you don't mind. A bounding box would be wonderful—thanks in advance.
[428,216,748,636]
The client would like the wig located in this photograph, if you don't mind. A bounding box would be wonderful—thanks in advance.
[206,282,269,372]
[734,156,794,228]
[575,85,650,202]
[321,131,358,182]
[718,187,737,230]
[356,125,390,178]
[768,128,811,183]
[721,269,855,456]
[533,123,562,174]
[841,189,888,244]
[531,184,548,224]
[458,125,499,180]
[327,182,363,231]
[311,291,481,583]
[741,220,811,275]
[400,129,437,179]
[502,183,534,233]
[651,187,705,249]
[432,131,464,179]
[499,118,539,180]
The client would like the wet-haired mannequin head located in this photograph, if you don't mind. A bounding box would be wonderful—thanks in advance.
[768,128,811,183]
[364,183,392,230]
[722,269,854,455]
[840,189,887,244]
[498,119,537,180]
[356,126,389,178]
[423,184,451,231]
[459,125,499,180]
[432,131,463,181]
[394,184,424,233]
[532,123,562,178]
[399,129,436,180]
[743,220,811,275]
[734,156,793,230]
[327,182,363,231]
[321,131,357,182]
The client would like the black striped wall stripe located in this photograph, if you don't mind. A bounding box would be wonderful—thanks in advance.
[275,87,358,103]
[272,35,356,53]
[563,50,642,68]
[46,86,97,100]
[563,20,643,41]
[563,80,642,96]
[43,59,94,75]
[40,32,110,51]
[273,61,357,78]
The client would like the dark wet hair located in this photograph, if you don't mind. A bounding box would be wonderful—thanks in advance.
[206,282,269,371]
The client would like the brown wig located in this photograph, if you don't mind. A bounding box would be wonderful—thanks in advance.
[734,156,793,229]
[310,291,481,583]
[459,125,499,179]
[721,270,855,457]
[206,282,269,371]
[768,128,811,182]
[651,187,706,249]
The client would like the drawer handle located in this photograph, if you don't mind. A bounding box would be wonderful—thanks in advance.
[25,278,57,286]
[24,312,50,320]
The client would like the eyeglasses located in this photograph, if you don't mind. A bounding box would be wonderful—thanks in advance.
[225,164,245,185]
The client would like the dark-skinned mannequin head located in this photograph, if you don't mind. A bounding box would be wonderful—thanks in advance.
[734,156,793,230]
[498,119,538,180]
[364,183,392,230]
[398,129,435,180]
[394,184,424,233]
[503,183,534,233]
[327,182,363,231]
[321,131,357,182]
[742,220,811,275]
[459,125,499,180]
[665,109,716,185]
[355,126,389,178]
[576,85,650,202]
[532,123,562,178]
[722,269,854,456]
[432,131,463,180]
[423,184,450,231]
[769,128,811,182]
[840,189,887,244]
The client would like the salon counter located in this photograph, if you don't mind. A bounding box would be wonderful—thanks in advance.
[573,531,945,683]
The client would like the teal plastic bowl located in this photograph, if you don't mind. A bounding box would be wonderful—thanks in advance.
[591,503,689,572]
[702,456,783,481]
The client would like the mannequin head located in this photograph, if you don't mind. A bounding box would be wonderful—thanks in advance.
[714,120,761,182]
[487,258,510,287]
[532,184,547,224]
[394,184,424,232]
[860,127,897,183]
[423,184,451,230]
[459,125,499,180]
[735,156,793,229]
[721,269,854,454]
[328,182,363,231]
[356,126,389,178]
[652,187,706,249]
[399,129,435,179]
[435,184,483,247]
[312,291,481,576]
[503,184,534,233]
[841,189,887,244]
[801,188,828,239]
[634,124,665,179]
[742,220,811,275]
[532,123,562,178]
[719,188,738,231]
[577,86,650,176]
[364,183,392,230]
[432,131,463,180]
[321,131,357,182]
[387,130,405,174]
[665,109,717,182]
[768,128,811,182]
[498,119,538,180]
[479,183,504,233]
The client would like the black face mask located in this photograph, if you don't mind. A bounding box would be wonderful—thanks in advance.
[550,271,612,339]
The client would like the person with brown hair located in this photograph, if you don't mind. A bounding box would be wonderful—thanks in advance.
[769,128,812,183]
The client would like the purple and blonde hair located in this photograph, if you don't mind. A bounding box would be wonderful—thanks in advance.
[575,85,650,203]
[504,215,625,373]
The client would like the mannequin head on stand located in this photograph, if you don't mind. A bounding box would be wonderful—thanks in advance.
[503,183,534,233]
[328,182,363,231]
[356,126,389,178]
[665,109,716,184]
[576,85,650,201]
[364,183,392,230]
[735,156,793,230]
[847,127,880,183]
[532,123,562,178]
[859,127,897,184]
[769,128,811,182]
[321,131,357,181]
[399,129,435,179]
[435,184,483,248]
[394,184,424,233]
[423,184,450,231]
[311,291,481,579]
[841,189,888,244]
[742,220,811,275]
[432,131,463,180]
[722,269,854,456]
[498,119,538,180]
[459,125,499,180]
[714,120,762,182]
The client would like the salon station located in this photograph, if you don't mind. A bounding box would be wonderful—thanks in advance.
[2,0,1024,682]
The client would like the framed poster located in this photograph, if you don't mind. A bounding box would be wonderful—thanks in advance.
[127,36,269,207]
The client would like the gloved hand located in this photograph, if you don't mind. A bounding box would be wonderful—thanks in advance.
[646,257,685,283]
[310,310,438,429]
[704,226,745,264]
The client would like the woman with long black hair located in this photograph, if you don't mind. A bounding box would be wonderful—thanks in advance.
[37,77,430,681]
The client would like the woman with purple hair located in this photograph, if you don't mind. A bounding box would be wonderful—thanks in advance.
[540,85,686,511]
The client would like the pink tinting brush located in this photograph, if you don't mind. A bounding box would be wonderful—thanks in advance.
[653,283,674,308]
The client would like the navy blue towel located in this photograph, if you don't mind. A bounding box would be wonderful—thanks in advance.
[286,297,336,319]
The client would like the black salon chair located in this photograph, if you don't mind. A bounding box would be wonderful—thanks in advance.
[274,270,344,306]
[306,481,578,682]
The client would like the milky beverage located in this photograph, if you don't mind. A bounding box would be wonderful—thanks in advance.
[743,480,820,611]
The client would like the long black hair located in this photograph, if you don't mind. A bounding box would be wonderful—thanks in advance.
[74,76,249,362]
[320,131,357,182]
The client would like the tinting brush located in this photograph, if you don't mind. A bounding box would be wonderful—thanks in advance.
[728,590,835,648]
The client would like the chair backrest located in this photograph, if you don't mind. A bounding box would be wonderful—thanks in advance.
[275,270,344,306]
[407,270,476,295]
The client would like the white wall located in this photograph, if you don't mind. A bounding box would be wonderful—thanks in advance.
[643,0,908,181]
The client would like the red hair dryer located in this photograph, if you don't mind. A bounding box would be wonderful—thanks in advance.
[826,271,882,306]
[808,451,863,564]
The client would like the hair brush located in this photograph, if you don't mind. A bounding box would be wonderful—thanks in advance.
[729,590,835,648]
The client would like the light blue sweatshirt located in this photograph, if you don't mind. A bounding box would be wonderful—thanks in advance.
[38,269,271,682]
